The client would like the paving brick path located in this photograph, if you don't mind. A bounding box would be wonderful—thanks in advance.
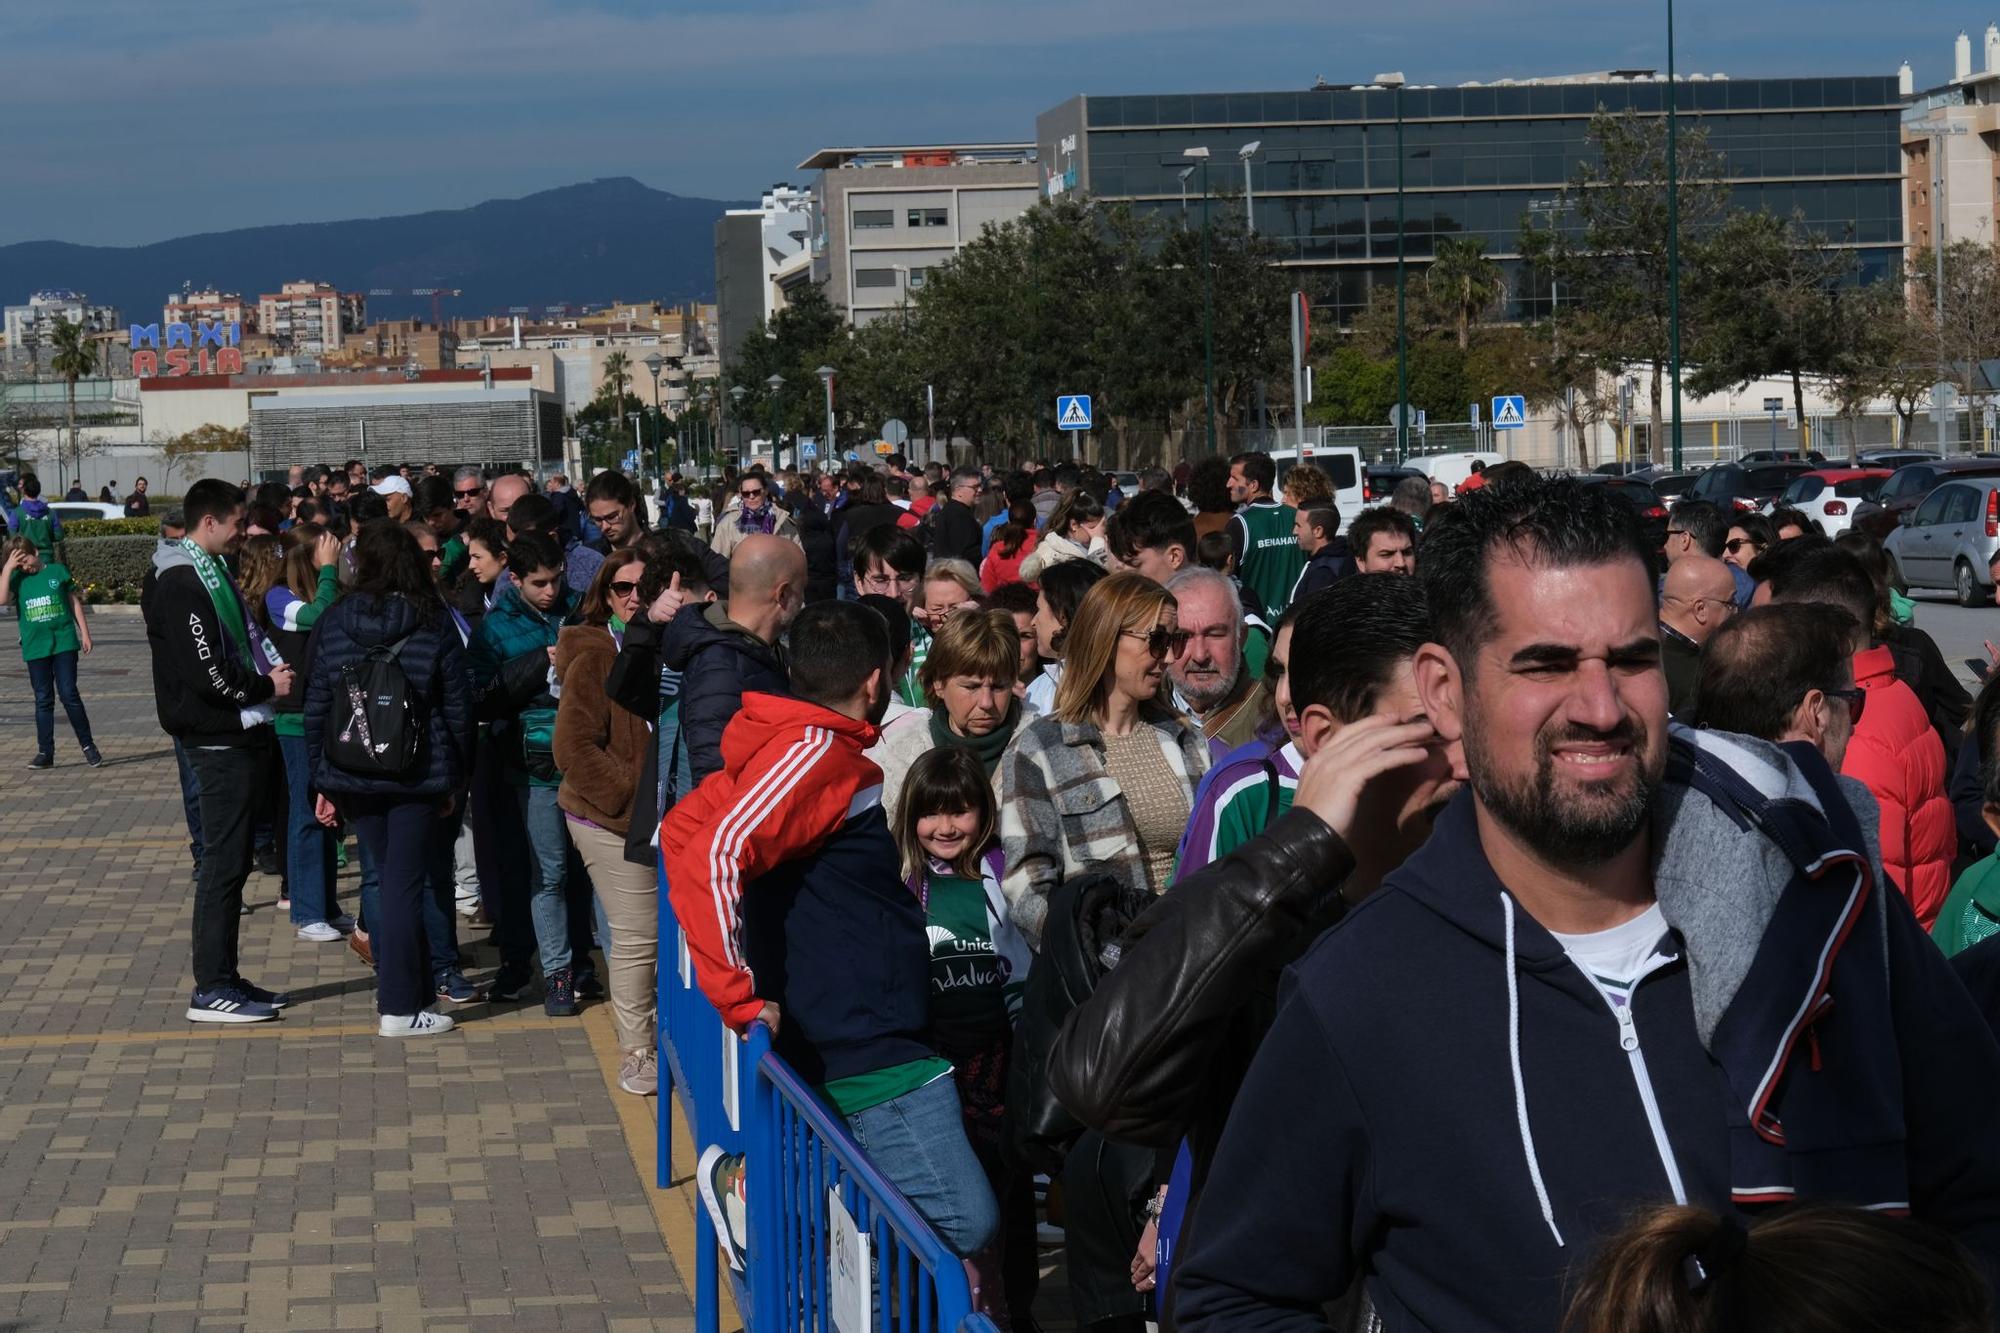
[0,613,694,1331]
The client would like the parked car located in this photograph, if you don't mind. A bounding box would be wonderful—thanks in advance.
[1593,460,1654,476]
[1883,475,2000,605]
[1578,474,1671,549]
[1769,468,1890,539]
[1407,451,1505,491]
[1362,464,1423,505]
[1739,448,1829,466]
[1683,461,1814,513]
[49,502,125,525]
[1647,471,1701,508]
[1850,458,2000,540]
[1276,447,1366,525]
[1857,448,1942,468]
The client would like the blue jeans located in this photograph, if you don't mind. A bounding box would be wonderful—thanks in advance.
[346,797,436,1016]
[844,1074,1000,1258]
[357,815,458,978]
[173,739,204,867]
[25,650,93,758]
[276,734,340,927]
[515,784,573,976]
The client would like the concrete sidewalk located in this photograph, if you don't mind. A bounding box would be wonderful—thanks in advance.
[0,617,695,1331]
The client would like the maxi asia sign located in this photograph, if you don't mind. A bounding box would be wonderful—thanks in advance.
[129,321,244,377]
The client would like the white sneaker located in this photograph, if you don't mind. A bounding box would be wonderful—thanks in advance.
[455,893,482,919]
[379,1011,455,1037]
[296,922,343,943]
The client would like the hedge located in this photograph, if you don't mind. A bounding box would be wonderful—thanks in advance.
[64,534,158,602]
[64,517,160,538]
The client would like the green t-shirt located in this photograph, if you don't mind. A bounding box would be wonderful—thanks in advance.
[1234,501,1306,616]
[900,623,933,708]
[1934,853,2000,958]
[13,563,79,662]
[924,872,1018,1054]
[820,1056,952,1117]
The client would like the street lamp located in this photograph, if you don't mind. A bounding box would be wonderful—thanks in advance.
[642,352,665,483]
[1375,72,1409,463]
[816,365,836,469]
[1184,145,1216,459]
[766,373,786,470]
[729,384,747,468]
[1178,164,1195,217]
[1238,140,1261,234]
[1665,0,1684,470]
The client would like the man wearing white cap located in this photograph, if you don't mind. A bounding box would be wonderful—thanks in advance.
[371,473,413,522]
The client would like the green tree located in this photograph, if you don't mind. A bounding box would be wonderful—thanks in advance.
[1528,111,1730,463]
[1424,237,1505,351]
[47,318,100,486]
[724,283,848,460]
[1309,342,1397,427]
[159,422,249,487]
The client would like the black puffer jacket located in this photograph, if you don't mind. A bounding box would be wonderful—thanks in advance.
[303,591,475,798]
[794,502,840,603]
[660,600,787,784]
[1047,807,1354,1194]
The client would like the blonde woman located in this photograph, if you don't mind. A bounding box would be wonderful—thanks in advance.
[996,571,1209,950]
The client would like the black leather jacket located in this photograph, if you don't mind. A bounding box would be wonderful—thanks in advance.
[1047,807,1355,1188]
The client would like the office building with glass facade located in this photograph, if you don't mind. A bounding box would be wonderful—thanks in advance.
[1035,73,1905,321]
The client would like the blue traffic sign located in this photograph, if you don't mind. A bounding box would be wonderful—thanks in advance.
[1057,394,1093,431]
[1491,395,1527,430]
[800,441,818,460]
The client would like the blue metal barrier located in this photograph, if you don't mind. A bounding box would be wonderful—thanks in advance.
[658,861,981,1331]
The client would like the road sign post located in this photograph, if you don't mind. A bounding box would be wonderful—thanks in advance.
[1932,382,1958,454]
[1490,395,1526,431]
[1057,395,1092,463]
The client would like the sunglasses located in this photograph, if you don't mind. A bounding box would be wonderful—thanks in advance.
[609,580,639,597]
[740,488,765,498]
[454,487,483,499]
[1823,685,1866,721]
[1724,538,1762,554]
[1122,626,1193,659]
[423,549,442,562]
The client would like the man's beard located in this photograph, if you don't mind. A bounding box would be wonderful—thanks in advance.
[1463,707,1658,869]
[1174,658,1241,714]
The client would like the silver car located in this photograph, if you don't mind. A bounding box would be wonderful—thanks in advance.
[1884,474,2000,606]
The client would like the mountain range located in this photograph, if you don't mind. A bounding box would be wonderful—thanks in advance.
[0,178,749,325]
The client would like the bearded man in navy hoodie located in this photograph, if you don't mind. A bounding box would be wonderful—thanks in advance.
[1175,475,2000,1331]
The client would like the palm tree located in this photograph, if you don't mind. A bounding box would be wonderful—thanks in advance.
[47,318,100,486]
[1425,237,1505,351]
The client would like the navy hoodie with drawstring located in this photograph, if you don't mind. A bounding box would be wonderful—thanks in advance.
[1173,727,2000,1332]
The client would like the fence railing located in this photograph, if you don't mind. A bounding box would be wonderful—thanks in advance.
[657,860,981,1332]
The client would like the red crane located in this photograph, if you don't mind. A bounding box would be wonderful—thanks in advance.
[364,286,464,326]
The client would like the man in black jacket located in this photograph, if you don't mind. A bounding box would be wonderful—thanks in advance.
[142,479,295,1024]
[662,534,803,783]
[928,467,985,566]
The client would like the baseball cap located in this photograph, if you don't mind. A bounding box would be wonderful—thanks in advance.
[371,475,413,497]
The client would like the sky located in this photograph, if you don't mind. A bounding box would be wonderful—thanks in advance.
[0,0,1970,248]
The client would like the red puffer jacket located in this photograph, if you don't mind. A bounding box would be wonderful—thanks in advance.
[1840,645,1953,927]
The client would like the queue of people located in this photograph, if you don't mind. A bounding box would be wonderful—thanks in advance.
[112,450,2000,1332]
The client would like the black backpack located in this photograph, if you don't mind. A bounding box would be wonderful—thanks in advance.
[325,628,423,776]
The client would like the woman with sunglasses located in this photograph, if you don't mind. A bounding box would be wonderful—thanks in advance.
[553,548,662,1095]
[997,571,1210,950]
[709,471,800,559]
[1723,514,1775,571]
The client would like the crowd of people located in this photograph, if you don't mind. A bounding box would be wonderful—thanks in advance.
[13,442,1997,1331]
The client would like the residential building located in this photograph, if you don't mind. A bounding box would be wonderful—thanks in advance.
[1903,30,2000,260]
[331,318,459,372]
[4,290,122,364]
[799,146,1040,325]
[257,280,366,354]
[716,184,816,362]
[163,288,256,332]
[1036,70,1906,322]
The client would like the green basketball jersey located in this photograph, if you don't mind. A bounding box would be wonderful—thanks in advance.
[1235,501,1305,614]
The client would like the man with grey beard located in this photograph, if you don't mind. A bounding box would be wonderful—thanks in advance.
[1165,566,1268,752]
[1174,475,2000,1331]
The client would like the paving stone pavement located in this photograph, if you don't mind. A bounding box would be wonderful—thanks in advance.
[0,614,694,1331]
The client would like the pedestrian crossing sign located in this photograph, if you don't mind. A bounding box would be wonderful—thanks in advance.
[1491,394,1526,430]
[1057,394,1093,431]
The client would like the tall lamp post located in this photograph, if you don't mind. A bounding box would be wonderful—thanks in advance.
[766,373,786,470]
[729,384,747,468]
[816,365,836,469]
[1375,72,1409,463]
[1665,0,1684,470]
[1183,145,1216,459]
[642,352,665,484]
[1238,140,1261,233]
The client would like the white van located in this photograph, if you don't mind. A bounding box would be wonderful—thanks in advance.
[1408,451,1506,492]
[1273,444,1367,526]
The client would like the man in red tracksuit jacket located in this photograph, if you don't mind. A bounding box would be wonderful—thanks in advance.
[662,600,998,1273]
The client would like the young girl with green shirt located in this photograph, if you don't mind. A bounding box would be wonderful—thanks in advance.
[1,536,98,768]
